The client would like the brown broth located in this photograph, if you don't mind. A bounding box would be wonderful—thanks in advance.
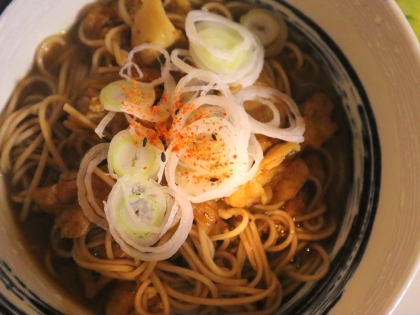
[3,1,353,313]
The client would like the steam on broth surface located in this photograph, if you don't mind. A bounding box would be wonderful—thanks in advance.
[0,0,352,314]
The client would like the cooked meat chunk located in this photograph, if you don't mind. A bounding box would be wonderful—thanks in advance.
[256,142,300,186]
[224,178,268,209]
[31,184,60,214]
[105,281,136,315]
[300,93,337,148]
[283,194,306,218]
[224,142,300,208]
[193,200,229,236]
[271,157,309,203]
[82,6,119,43]
[75,87,100,114]
[32,171,78,214]
[303,150,327,184]
[56,172,78,204]
[31,171,111,238]
[54,204,91,238]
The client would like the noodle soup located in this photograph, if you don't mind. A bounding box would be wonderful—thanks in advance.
[0,0,371,314]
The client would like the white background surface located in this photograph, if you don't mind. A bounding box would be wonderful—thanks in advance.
[393,268,420,315]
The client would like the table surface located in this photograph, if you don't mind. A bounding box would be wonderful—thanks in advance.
[392,264,420,315]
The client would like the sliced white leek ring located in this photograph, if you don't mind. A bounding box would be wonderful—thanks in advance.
[240,8,288,57]
[105,173,193,261]
[108,129,162,180]
[181,10,264,87]
[240,9,281,46]
[164,116,254,203]
[100,80,156,113]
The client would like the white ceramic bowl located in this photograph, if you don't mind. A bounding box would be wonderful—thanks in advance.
[1,0,420,314]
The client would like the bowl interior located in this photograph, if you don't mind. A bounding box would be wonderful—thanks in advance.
[267,1,380,313]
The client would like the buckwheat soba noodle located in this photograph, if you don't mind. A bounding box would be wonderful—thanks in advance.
[0,0,344,314]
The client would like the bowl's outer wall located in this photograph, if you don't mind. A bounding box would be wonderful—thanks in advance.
[284,1,420,315]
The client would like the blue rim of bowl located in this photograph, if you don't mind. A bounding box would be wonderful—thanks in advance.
[1,1,67,313]
[271,0,381,314]
[0,0,381,314]
[0,1,12,15]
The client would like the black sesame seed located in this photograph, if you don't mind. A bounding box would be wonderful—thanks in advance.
[161,152,166,162]
[175,108,180,115]
[209,177,219,182]
[211,133,217,141]
[143,137,147,147]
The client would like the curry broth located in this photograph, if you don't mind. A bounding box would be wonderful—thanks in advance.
[4,1,353,313]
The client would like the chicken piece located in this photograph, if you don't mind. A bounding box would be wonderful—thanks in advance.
[283,194,306,218]
[75,87,100,114]
[193,200,229,236]
[31,167,112,241]
[54,204,91,238]
[271,158,309,203]
[303,150,327,184]
[224,142,300,208]
[105,281,136,315]
[31,171,79,214]
[131,0,183,64]
[82,6,119,43]
[31,185,60,214]
[225,179,269,209]
[32,171,108,238]
[300,93,337,148]
[56,172,78,204]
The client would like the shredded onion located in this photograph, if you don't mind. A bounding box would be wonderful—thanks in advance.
[234,85,305,143]
[90,9,305,260]
[163,92,262,202]
[174,10,264,87]
[100,80,156,114]
[171,68,232,106]
[77,143,110,229]
[108,129,162,180]
[118,43,176,122]
[95,111,116,138]
[240,8,288,57]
